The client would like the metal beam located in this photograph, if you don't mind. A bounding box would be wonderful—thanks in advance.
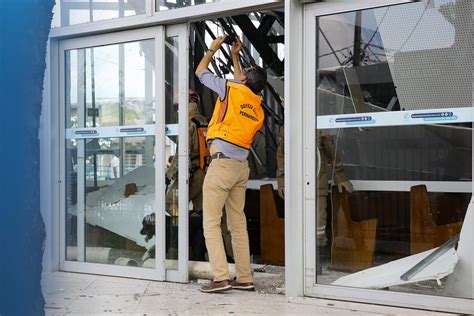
[401,234,460,281]
[232,14,284,76]
[258,15,276,35]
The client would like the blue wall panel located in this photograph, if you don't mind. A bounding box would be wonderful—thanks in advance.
[0,1,54,315]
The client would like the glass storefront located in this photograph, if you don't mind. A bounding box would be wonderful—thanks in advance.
[314,0,473,300]
[61,25,192,279]
[46,0,474,312]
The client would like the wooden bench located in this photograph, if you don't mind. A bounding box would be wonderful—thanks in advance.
[330,189,378,272]
[259,184,285,266]
[410,185,463,254]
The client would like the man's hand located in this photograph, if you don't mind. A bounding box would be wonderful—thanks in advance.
[278,186,285,200]
[210,36,225,52]
[231,36,242,79]
[337,180,353,193]
[232,36,241,56]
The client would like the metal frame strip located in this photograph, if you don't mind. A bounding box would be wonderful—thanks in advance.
[177,23,190,283]
[50,0,283,39]
[155,25,167,281]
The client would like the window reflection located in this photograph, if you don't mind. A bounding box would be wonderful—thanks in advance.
[64,38,156,269]
[55,0,146,27]
[315,0,473,300]
[317,0,472,116]
[157,0,216,11]
[65,136,157,268]
[65,40,155,129]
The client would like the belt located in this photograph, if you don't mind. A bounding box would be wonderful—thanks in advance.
[211,152,231,160]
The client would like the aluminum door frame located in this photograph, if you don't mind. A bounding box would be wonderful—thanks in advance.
[57,24,189,282]
[160,23,190,283]
[302,1,474,313]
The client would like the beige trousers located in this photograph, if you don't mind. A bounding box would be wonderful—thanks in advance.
[203,158,252,283]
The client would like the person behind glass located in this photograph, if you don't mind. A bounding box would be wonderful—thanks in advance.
[195,35,267,293]
[165,94,208,261]
[277,128,353,263]
[110,154,120,179]
[167,155,174,169]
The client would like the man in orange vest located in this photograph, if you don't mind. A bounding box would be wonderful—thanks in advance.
[195,35,267,293]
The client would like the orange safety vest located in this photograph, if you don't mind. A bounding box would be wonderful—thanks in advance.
[206,81,264,149]
[191,117,211,170]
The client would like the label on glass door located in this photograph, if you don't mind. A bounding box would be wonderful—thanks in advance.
[66,124,180,139]
[316,107,473,129]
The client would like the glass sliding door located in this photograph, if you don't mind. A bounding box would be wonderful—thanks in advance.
[160,25,191,281]
[303,0,474,313]
[59,24,189,282]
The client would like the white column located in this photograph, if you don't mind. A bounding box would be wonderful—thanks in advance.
[285,0,305,298]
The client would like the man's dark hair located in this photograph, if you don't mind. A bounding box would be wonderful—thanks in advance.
[245,66,267,94]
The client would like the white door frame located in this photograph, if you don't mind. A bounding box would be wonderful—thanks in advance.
[57,24,189,282]
[163,23,190,283]
[302,0,474,313]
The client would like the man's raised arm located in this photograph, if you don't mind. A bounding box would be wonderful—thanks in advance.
[232,37,242,79]
[195,36,225,77]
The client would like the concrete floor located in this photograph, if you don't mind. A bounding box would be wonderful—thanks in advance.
[42,271,456,315]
